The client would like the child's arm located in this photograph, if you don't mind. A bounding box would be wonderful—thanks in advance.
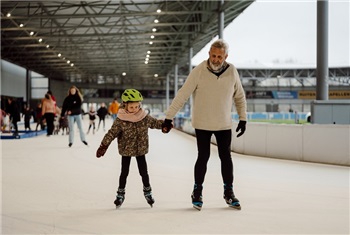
[96,120,120,158]
[96,144,108,158]
[145,115,164,130]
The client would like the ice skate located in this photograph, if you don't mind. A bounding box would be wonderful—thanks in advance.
[114,188,125,208]
[223,184,241,210]
[143,186,155,207]
[191,184,203,211]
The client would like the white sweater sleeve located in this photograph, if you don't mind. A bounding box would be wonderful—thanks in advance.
[232,67,247,121]
[165,67,199,119]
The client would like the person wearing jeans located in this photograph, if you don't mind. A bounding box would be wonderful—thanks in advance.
[61,85,88,147]
[67,114,87,146]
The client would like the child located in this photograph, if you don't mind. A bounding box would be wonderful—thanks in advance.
[96,89,163,208]
[86,106,97,134]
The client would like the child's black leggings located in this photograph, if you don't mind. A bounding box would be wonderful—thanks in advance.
[118,155,150,189]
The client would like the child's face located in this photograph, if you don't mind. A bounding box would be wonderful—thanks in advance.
[126,102,140,113]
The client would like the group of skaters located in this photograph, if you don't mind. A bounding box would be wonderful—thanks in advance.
[84,99,118,135]
[1,91,60,136]
[1,88,120,139]
[4,39,248,211]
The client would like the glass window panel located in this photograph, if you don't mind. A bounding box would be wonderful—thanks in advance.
[32,77,48,88]
[32,88,47,99]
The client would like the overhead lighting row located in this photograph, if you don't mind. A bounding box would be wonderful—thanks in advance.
[6,12,74,67]
[145,8,161,67]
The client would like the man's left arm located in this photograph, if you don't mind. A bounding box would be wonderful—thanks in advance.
[233,70,247,137]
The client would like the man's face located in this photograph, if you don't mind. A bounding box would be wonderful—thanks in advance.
[208,47,228,71]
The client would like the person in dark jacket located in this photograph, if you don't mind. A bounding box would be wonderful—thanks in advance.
[96,102,108,131]
[6,98,21,136]
[22,105,34,131]
[96,89,164,209]
[60,85,88,147]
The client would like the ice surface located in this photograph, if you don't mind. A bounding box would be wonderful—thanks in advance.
[1,118,349,234]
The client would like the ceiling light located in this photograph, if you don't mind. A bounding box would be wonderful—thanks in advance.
[19,23,24,27]
[145,58,149,61]
[154,19,159,23]
[67,60,70,64]
[147,51,151,54]
[150,35,155,39]
[6,13,11,17]
[38,38,42,42]
[157,9,161,13]
[144,61,148,64]
[146,55,150,58]
[152,28,157,32]
[46,45,50,48]
[122,72,126,76]
[58,53,61,57]
[29,31,34,36]
[154,74,158,77]
[71,63,74,67]
[149,41,153,45]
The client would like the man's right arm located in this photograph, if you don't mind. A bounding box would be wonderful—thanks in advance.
[165,70,198,120]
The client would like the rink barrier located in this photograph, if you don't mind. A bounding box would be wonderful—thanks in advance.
[0,130,46,139]
[178,118,350,166]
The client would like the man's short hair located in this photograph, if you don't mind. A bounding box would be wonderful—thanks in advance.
[211,39,229,54]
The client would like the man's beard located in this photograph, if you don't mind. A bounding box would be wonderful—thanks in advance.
[209,60,224,71]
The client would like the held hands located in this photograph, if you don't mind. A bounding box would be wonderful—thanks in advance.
[162,119,173,133]
[96,144,108,158]
[236,120,247,138]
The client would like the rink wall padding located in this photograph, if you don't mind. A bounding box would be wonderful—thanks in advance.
[181,119,350,166]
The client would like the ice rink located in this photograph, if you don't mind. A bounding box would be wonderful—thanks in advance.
[1,118,349,234]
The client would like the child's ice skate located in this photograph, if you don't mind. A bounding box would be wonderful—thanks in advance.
[143,186,155,207]
[114,188,125,208]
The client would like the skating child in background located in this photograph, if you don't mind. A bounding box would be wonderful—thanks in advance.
[96,89,164,208]
[86,106,97,134]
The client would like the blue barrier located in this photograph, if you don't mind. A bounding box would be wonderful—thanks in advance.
[1,130,46,139]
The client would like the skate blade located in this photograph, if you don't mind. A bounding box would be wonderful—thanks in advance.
[192,203,202,211]
[146,199,154,208]
[228,203,241,210]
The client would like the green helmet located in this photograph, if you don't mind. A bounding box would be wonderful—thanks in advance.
[121,89,143,102]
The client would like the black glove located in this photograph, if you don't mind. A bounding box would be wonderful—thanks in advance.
[162,119,173,133]
[96,144,109,158]
[235,120,246,138]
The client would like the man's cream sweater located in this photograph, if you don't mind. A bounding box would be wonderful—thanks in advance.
[165,60,247,131]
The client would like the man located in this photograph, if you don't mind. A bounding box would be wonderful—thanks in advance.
[109,98,120,121]
[162,39,247,210]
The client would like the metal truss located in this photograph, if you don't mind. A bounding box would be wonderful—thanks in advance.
[1,0,254,86]
[238,67,350,87]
